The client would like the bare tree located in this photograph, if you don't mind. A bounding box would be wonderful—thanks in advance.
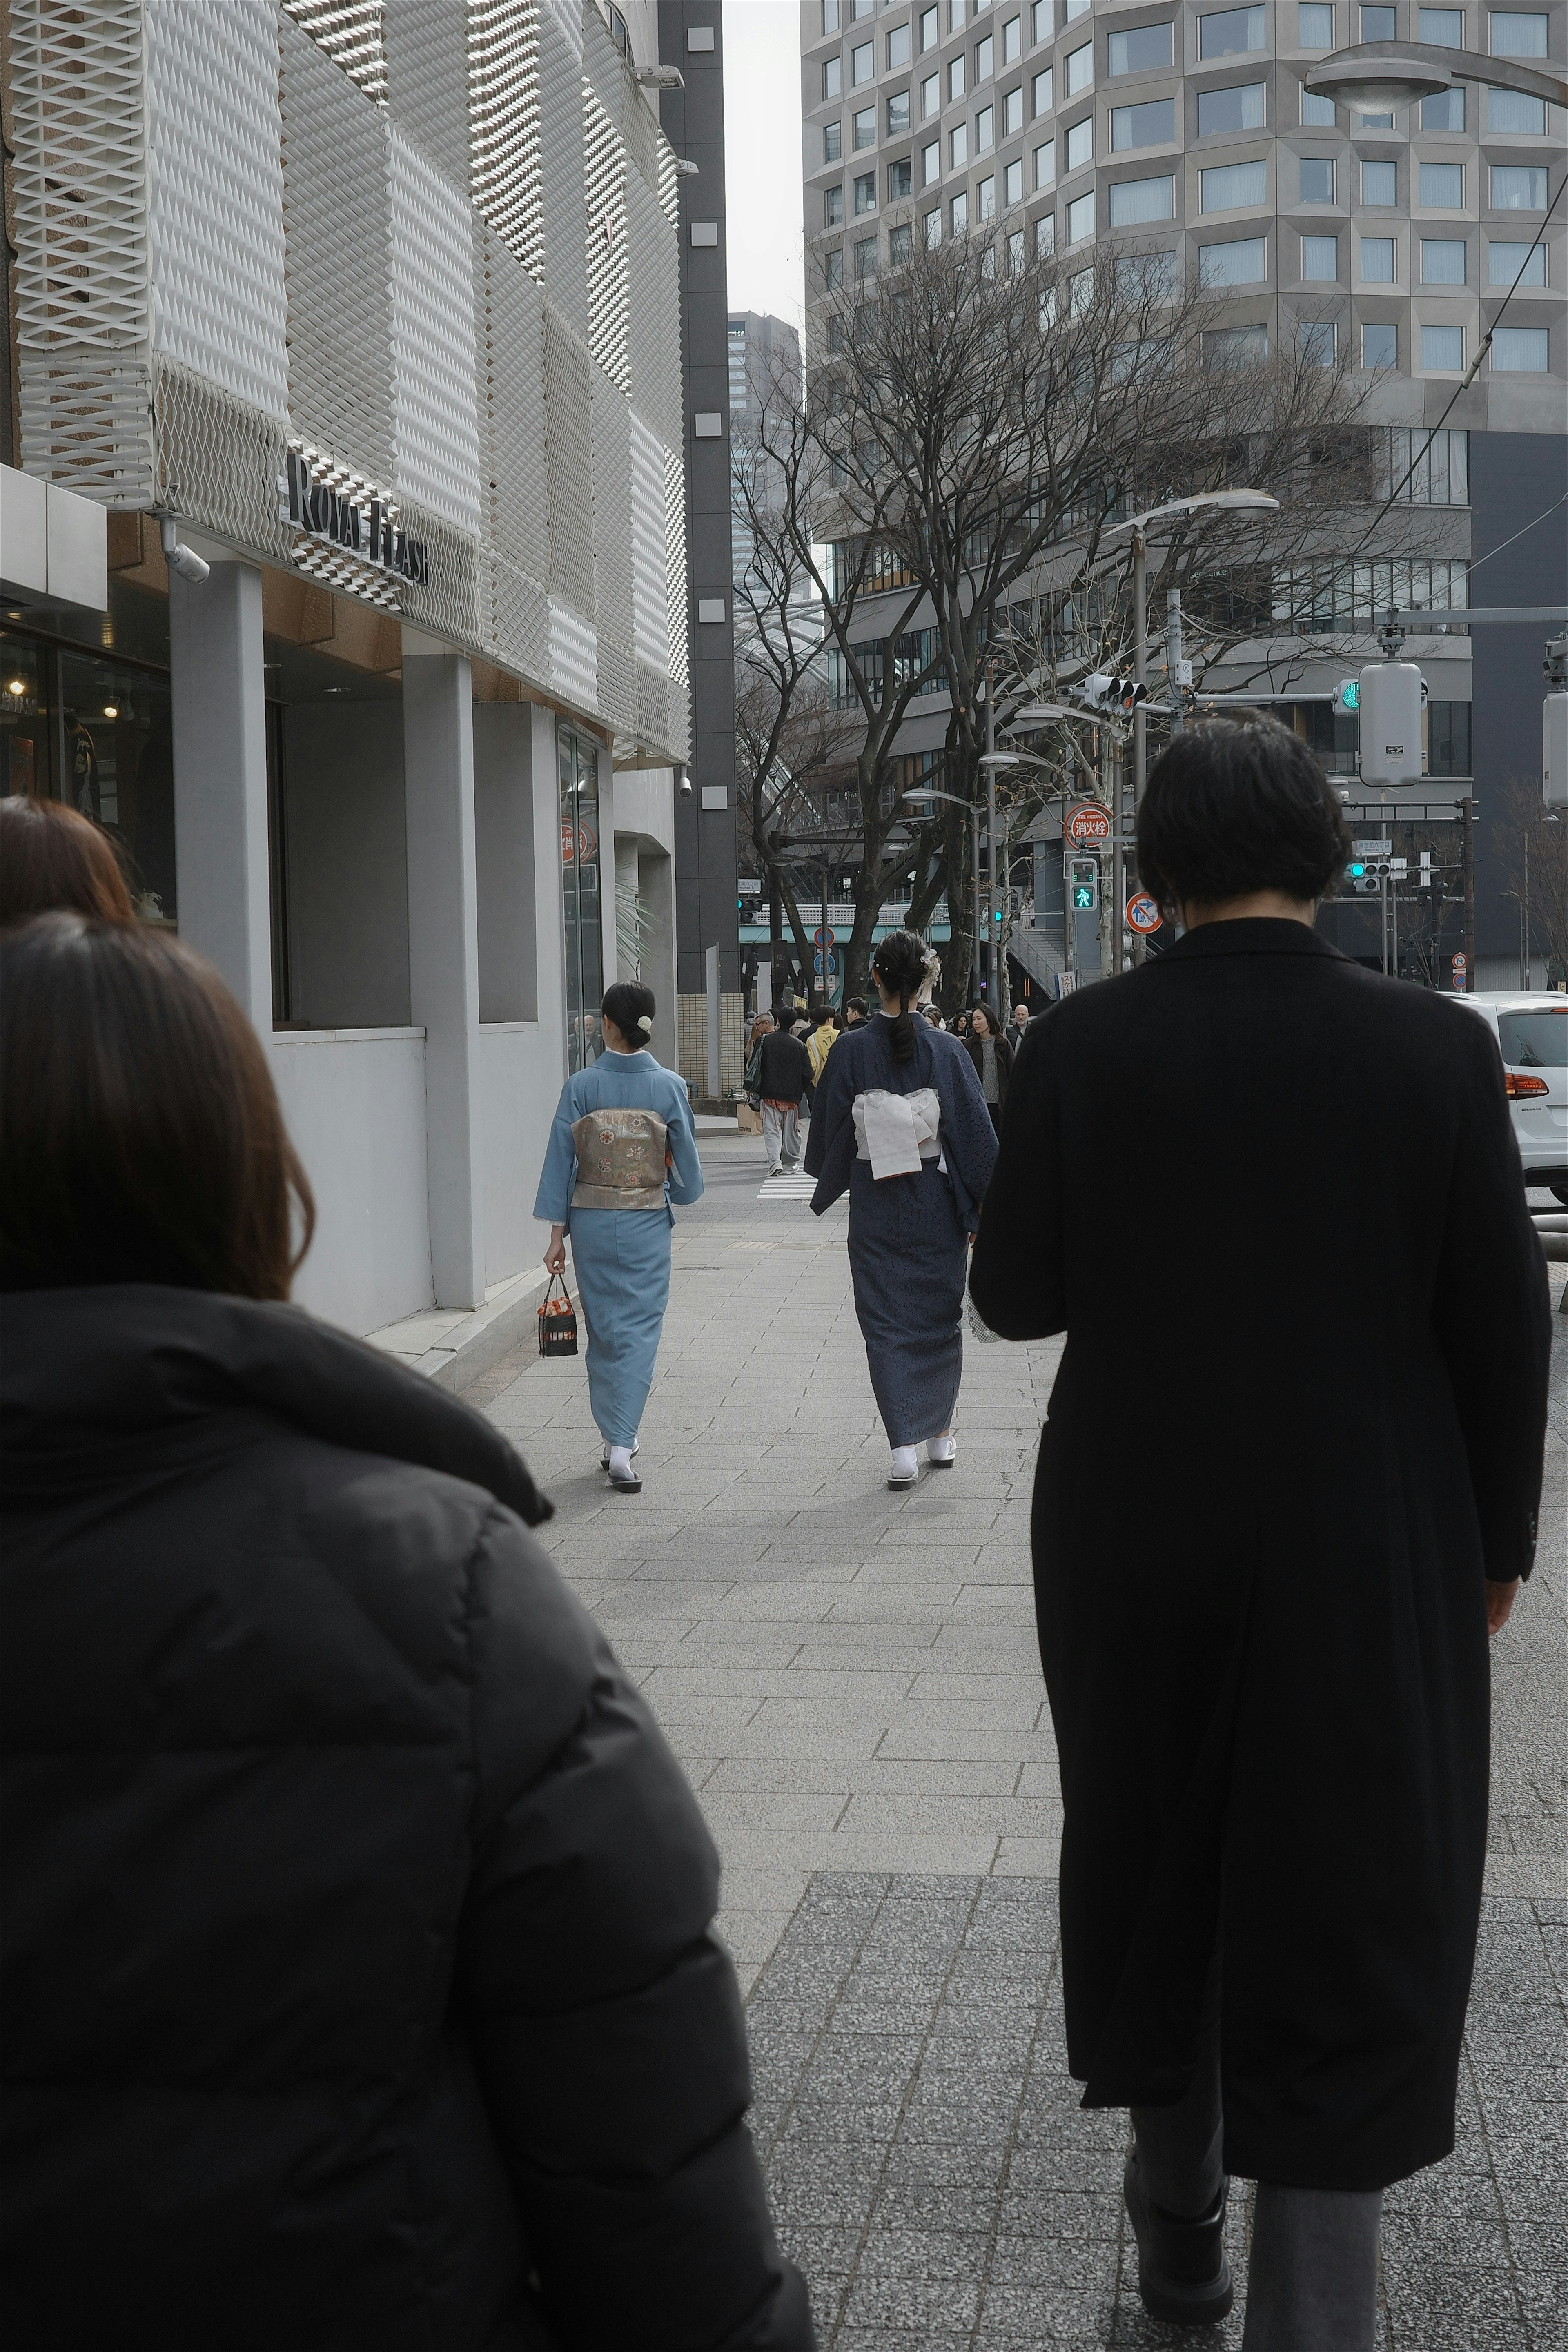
[806,232,1432,1004]
[734,354,961,1000]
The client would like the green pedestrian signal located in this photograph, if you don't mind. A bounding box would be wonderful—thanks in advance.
[1332,677,1361,716]
[1066,853,1099,913]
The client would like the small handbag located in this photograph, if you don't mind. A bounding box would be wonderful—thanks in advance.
[537,1273,579,1357]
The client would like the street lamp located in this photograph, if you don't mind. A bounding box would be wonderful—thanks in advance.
[1303,38,1568,116]
[1104,488,1279,966]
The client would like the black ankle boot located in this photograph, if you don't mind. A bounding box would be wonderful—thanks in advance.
[1123,2154,1234,2325]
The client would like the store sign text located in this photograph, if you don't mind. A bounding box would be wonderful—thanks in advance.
[281,451,430,586]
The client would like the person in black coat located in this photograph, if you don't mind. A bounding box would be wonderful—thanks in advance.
[969,717,1550,2352]
[755,1022,813,1178]
[0,914,814,2352]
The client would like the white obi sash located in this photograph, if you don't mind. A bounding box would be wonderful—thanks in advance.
[851,1087,942,1179]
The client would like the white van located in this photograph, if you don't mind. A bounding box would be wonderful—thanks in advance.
[1448,995,1568,1202]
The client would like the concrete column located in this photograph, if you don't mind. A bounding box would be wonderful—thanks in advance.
[403,638,485,1309]
[168,559,272,1033]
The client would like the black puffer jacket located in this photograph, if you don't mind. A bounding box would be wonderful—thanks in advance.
[0,1287,812,2352]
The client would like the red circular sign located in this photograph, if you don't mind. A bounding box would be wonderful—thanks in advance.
[1066,799,1112,844]
[1126,891,1162,934]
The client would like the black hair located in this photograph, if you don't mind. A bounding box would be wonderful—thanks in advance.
[813,1004,835,1027]
[601,980,656,1043]
[845,996,867,1020]
[871,929,929,1064]
[1136,713,1351,912]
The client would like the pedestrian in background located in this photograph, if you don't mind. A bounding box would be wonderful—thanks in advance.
[536,980,702,1494]
[756,1016,812,1178]
[806,931,997,1488]
[951,1011,971,1039]
[1011,1000,1031,1049]
[806,1002,839,1086]
[964,1002,1013,1136]
[0,793,134,926]
[0,915,811,2352]
[842,996,868,1029]
[971,715,1549,2350]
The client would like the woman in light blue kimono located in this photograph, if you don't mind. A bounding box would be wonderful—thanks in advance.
[535,982,702,1492]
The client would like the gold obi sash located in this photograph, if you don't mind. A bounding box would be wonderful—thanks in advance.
[570,1107,670,1211]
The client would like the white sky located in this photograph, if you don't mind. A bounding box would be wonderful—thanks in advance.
[724,2,806,332]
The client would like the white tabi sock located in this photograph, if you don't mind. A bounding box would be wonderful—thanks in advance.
[608,1445,635,1479]
[928,1431,956,1463]
[889,1445,918,1483]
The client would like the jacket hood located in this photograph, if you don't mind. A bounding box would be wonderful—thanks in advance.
[0,1285,552,1526]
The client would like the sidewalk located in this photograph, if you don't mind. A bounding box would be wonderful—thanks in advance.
[471,1134,1566,2352]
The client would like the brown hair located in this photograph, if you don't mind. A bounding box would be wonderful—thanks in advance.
[0,794,136,926]
[0,914,314,1299]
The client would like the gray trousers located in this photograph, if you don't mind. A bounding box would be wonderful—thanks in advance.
[762,1100,801,1171]
[1130,1973,1383,2352]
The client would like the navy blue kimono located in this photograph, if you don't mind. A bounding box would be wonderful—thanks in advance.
[806,1013,998,1446]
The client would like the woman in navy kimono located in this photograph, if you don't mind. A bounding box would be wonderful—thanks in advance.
[535,982,703,1492]
[805,931,998,1488]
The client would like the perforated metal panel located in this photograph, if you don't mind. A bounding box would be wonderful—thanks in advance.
[483,550,551,680]
[635,660,671,757]
[9,0,153,499]
[280,13,394,486]
[383,0,468,194]
[541,301,595,620]
[469,0,543,281]
[152,353,290,556]
[478,225,549,586]
[591,367,635,735]
[627,407,668,676]
[145,0,288,419]
[537,0,587,339]
[549,594,599,714]
[388,126,482,534]
[583,85,628,395]
[580,2,656,194]
[396,494,482,650]
[279,0,387,102]
[664,441,689,697]
[656,121,681,232]
[625,167,679,453]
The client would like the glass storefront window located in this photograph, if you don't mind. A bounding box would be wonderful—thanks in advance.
[558,724,604,1071]
[1,629,176,924]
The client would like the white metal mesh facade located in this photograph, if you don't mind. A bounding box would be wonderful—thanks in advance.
[9,0,153,502]
[7,0,688,762]
[279,13,395,487]
[583,86,630,396]
[389,128,482,536]
[469,0,543,281]
[146,0,289,419]
[383,0,469,193]
[279,0,386,101]
[591,369,636,737]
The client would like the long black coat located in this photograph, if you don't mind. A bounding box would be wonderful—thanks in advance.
[0,1287,812,2351]
[969,920,1550,2192]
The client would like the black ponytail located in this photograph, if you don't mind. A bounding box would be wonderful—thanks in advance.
[871,930,930,1065]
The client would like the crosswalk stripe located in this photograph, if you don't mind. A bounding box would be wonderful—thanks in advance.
[755,1174,816,1199]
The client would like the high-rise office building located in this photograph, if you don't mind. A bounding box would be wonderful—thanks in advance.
[797,0,1566,985]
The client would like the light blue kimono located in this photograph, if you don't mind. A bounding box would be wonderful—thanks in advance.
[532,1050,703,1447]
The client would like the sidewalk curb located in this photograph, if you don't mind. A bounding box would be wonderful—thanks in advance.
[365,1258,568,1397]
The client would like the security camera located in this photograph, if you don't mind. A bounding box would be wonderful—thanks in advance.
[159,515,209,585]
[636,64,684,90]
[678,766,693,796]
[674,157,700,176]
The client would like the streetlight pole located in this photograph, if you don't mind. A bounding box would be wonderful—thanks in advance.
[985,676,999,1003]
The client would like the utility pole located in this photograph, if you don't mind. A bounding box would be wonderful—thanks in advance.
[1166,590,1185,736]
[984,669,998,1006]
[971,799,982,1004]
[1462,796,1476,989]
[1110,738,1125,976]
[1131,528,1149,967]
[1521,831,1531,990]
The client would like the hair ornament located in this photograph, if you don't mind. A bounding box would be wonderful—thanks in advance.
[637,1013,653,1033]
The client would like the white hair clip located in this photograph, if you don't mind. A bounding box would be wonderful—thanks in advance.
[637,1013,653,1033]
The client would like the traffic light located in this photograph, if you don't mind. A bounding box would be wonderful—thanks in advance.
[1067,853,1099,912]
[1357,662,1423,786]
[1332,677,1361,717]
[1083,671,1149,714]
[1343,858,1382,895]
